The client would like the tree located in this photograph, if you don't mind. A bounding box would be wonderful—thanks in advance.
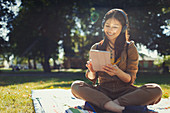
[3,0,170,71]
[9,0,64,72]
[0,0,17,62]
[8,0,79,72]
[125,0,170,56]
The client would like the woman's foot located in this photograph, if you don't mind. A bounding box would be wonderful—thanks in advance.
[122,105,149,113]
[83,101,96,112]
[104,100,125,113]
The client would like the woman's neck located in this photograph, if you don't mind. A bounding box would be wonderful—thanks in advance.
[108,38,116,49]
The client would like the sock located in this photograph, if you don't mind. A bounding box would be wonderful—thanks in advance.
[122,105,149,113]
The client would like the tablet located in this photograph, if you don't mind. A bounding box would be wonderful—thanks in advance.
[89,50,110,71]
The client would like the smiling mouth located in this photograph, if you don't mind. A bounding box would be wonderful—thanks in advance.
[107,32,114,36]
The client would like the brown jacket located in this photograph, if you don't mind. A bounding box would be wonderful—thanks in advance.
[86,41,139,88]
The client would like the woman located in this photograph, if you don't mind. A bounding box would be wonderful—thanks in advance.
[71,9,162,113]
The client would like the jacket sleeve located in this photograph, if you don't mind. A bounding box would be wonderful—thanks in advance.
[126,41,139,84]
[85,43,99,85]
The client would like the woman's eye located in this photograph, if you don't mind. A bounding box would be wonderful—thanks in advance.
[113,26,118,28]
[105,25,119,29]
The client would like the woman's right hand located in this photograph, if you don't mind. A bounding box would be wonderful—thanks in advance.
[86,60,95,73]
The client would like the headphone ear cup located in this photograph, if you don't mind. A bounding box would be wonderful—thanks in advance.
[122,25,127,33]
[101,19,105,28]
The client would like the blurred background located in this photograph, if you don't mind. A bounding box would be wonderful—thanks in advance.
[0,1,170,112]
[0,0,170,73]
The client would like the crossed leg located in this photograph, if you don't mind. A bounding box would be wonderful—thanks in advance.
[71,81,162,113]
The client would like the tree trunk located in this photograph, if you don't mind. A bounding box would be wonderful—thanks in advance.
[28,58,32,69]
[33,58,37,69]
[64,57,71,69]
[162,62,169,74]
[53,58,57,69]
[43,54,51,72]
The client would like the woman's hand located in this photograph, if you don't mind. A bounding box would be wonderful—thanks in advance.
[102,64,120,76]
[102,64,131,83]
[86,60,95,73]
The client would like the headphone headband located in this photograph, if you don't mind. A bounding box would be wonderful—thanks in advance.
[102,9,128,33]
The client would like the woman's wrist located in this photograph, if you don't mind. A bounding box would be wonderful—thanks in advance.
[87,69,96,80]
[88,69,96,75]
[116,69,131,83]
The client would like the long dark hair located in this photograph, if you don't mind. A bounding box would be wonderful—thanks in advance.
[98,9,129,61]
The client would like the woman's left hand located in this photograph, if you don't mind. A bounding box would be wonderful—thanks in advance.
[102,64,120,76]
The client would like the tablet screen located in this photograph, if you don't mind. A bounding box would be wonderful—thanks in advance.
[89,50,111,71]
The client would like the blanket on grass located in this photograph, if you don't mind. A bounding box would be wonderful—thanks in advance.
[32,89,170,113]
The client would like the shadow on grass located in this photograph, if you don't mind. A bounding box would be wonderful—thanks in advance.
[0,71,169,87]
[40,83,72,89]
[135,72,170,85]
[0,72,88,86]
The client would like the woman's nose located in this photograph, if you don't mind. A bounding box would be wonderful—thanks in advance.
[108,28,116,33]
[108,27,113,32]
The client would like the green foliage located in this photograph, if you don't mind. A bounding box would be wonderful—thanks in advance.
[9,0,74,72]
[0,0,17,62]
[164,55,170,65]
[154,57,164,67]
[1,0,170,71]
[128,1,170,55]
[154,55,170,66]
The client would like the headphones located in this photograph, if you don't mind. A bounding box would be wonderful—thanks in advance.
[102,9,128,33]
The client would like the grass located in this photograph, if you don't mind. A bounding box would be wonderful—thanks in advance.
[0,69,170,113]
[0,68,85,74]
[135,72,170,98]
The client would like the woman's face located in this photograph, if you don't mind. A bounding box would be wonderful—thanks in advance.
[104,18,122,40]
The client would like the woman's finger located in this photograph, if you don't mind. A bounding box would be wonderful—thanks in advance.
[86,64,89,67]
[103,68,115,75]
[112,64,118,69]
[103,65,113,71]
[103,67,111,72]
[102,66,113,72]
[86,61,95,73]
[87,61,90,64]
[106,64,118,70]
[102,65,118,76]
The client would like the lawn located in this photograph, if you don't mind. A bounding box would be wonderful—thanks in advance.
[0,69,169,113]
